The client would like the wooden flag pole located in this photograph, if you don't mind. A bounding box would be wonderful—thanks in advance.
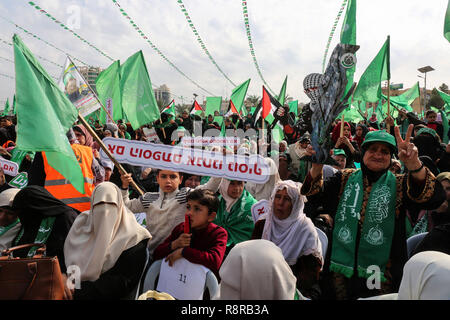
[340,114,345,137]
[387,79,391,132]
[77,114,145,196]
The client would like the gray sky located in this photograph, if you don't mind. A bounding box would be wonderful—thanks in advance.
[0,0,449,107]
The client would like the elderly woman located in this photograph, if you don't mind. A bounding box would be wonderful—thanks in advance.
[251,180,323,299]
[214,179,257,255]
[64,182,151,300]
[301,125,446,300]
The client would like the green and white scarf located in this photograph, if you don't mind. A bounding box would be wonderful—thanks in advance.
[14,217,56,257]
[0,219,20,237]
[330,169,396,281]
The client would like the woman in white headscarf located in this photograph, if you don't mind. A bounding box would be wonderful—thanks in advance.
[245,157,281,201]
[64,182,152,300]
[217,239,306,300]
[251,180,323,299]
[360,250,450,300]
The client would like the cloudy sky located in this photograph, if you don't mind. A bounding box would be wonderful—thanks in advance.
[0,0,449,107]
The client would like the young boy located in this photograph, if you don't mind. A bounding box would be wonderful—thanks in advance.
[120,170,222,256]
[152,189,228,279]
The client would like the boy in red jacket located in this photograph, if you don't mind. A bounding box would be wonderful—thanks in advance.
[153,189,228,279]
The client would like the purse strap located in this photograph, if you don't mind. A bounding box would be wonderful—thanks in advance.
[1,243,47,258]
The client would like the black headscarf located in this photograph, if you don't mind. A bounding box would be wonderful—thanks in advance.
[360,142,393,184]
[11,186,78,272]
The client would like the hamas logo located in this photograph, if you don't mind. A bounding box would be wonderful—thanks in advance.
[365,226,384,246]
[338,225,353,244]
[340,53,357,69]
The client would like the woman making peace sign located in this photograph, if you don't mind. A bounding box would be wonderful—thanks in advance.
[301,124,446,300]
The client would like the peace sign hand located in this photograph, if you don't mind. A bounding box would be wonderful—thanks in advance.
[394,124,422,172]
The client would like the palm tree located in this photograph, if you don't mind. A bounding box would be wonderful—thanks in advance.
[245,94,260,107]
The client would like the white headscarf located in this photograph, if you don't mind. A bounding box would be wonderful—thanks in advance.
[398,251,450,300]
[246,157,281,201]
[262,180,322,266]
[64,182,152,281]
[219,179,243,212]
[218,239,298,300]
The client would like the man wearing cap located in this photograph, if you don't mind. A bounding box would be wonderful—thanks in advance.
[0,188,21,251]
[301,125,446,300]
[331,149,347,171]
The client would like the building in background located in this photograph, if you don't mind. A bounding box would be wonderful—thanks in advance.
[154,84,171,106]
[78,66,103,93]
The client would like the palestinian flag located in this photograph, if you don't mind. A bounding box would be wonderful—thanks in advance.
[161,99,176,118]
[253,85,281,125]
[190,100,203,116]
[224,100,239,117]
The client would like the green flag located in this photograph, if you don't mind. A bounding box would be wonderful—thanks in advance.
[230,79,250,113]
[2,98,9,116]
[277,76,288,105]
[438,89,450,107]
[119,51,160,130]
[445,0,450,42]
[13,34,84,193]
[12,94,16,115]
[340,0,357,102]
[288,100,298,116]
[353,36,390,103]
[205,96,222,117]
[382,82,419,112]
[97,60,123,124]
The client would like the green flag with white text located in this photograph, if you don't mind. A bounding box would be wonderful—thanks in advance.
[340,0,357,103]
[120,51,160,130]
[353,36,390,103]
[13,34,84,193]
[97,60,123,124]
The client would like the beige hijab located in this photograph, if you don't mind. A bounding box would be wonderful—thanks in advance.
[218,239,297,300]
[398,251,450,300]
[64,182,151,281]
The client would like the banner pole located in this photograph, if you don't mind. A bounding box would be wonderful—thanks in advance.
[77,113,145,196]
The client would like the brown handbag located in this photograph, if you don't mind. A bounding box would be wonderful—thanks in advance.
[0,243,65,300]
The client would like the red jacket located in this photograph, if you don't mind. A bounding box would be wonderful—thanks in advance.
[153,222,228,280]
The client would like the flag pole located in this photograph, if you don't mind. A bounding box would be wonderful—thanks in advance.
[77,113,145,196]
[387,79,391,132]
[66,56,116,125]
[340,114,345,137]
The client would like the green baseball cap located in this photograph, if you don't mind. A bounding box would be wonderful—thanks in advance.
[333,149,347,157]
[361,130,397,153]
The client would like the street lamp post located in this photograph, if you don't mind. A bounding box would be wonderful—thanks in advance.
[418,66,435,117]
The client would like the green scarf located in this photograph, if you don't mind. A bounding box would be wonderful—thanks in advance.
[214,189,256,247]
[297,159,308,183]
[0,219,20,237]
[330,169,396,281]
[14,217,56,257]
[405,211,429,238]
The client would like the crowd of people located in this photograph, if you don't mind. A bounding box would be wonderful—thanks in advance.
[0,99,449,300]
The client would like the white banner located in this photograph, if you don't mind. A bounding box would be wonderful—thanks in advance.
[0,157,19,176]
[142,127,160,143]
[100,137,270,183]
[58,57,102,117]
[180,136,240,147]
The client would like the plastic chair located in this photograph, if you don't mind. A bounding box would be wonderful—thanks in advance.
[315,227,328,260]
[407,232,428,259]
[122,248,150,300]
[142,259,219,300]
